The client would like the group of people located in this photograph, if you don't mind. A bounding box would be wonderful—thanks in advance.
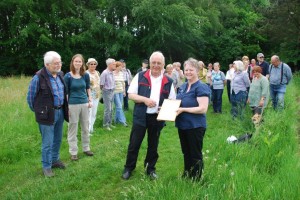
[27,50,292,181]
[198,53,293,119]
[27,51,133,177]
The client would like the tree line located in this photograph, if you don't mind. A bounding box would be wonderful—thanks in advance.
[0,0,299,76]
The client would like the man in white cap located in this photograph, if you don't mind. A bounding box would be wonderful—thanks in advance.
[256,53,269,78]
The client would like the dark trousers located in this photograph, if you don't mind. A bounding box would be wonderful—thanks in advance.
[124,114,164,174]
[123,81,129,110]
[178,127,206,180]
[212,89,223,112]
[226,80,231,103]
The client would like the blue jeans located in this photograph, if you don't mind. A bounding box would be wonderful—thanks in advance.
[212,89,223,112]
[114,92,126,124]
[38,108,64,169]
[270,84,286,110]
[231,91,247,118]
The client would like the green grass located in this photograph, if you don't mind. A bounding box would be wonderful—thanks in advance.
[0,74,300,200]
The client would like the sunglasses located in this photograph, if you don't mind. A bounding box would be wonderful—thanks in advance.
[90,63,97,65]
[259,56,264,58]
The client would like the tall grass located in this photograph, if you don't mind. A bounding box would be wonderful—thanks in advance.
[0,74,299,199]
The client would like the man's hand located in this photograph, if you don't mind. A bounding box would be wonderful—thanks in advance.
[144,98,156,108]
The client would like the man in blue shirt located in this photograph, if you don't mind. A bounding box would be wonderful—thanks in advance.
[27,51,69,177]
[269,55,293,110]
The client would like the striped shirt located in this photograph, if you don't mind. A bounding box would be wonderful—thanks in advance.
[114,71,125,93]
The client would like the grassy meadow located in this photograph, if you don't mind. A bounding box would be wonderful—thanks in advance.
[0,74,300,200]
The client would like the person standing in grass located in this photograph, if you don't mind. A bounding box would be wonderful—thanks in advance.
[64,54,94,161]
[27,51,69,177]
[113,61,128,127]
[198,61,207,83]
[247,66,269,115]
[100,58,116,131]
[269,55,293,110]
[86,58,101,134]
[120,59,132,111]
[211,62,226,113]
[122,51,176,180]
[230,60,250,119]
[176,58,210,180]
[225,63,234,103]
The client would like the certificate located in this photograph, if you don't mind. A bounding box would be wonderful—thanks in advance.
[157,99,181,121]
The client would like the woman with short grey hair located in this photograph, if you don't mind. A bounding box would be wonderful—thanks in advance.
[230,60,250,118]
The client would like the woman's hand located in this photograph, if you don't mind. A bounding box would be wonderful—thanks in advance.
[176,107,184,116]
[259,99,264,107]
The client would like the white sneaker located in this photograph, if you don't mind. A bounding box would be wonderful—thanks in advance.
[105,127,112,131]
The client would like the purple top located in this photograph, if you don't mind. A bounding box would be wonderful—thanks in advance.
[100,69,115,90]
[231,71,250,94]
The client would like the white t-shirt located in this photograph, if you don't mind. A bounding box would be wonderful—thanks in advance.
[128,71,176,113]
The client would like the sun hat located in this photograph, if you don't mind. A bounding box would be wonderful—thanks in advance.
[86,58,98,66]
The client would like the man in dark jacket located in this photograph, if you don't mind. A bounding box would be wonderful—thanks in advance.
[122,51,176,180]
[256,53,270,78]
[27,51,69,177]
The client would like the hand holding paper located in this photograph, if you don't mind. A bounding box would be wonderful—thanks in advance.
[157,99,181,121]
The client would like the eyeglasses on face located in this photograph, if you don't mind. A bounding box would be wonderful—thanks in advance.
[52,62,63,66]
[90,63,97,65]
[259,56,264,58]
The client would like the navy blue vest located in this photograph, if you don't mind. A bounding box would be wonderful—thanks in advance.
[34,67,69,125]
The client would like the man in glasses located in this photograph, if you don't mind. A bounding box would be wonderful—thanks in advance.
[27,51,69,177]
[256,53,270,78]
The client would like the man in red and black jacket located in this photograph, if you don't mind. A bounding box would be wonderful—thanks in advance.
[122,51,176,180]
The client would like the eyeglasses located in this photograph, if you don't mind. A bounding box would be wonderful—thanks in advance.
[259,56,264,58]
[52,62,63,66]
[90,63,97,65]
[151,61,163,66]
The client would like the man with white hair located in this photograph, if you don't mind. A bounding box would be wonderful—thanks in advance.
[269,55,292,110]
[122,51,176,180]
[27,51,69,177]
[100,58,116,131]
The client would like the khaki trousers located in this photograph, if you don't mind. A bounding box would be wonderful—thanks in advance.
[68,103,90,155]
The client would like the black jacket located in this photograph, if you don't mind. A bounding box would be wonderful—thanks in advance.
[34,67,69,125]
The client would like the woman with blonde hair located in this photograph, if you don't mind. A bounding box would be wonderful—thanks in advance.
[198,61,207,83]
[64,54,93,161]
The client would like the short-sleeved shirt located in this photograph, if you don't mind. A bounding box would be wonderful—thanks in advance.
[257,61,269,76]
[175,81,210,129]
[211,70,226,89]
[87,70,101,99]
[114,71,125,93]
[64,72,90,105]
[100,69,115,90]
[248,75,269,108]
[128,71,176,113]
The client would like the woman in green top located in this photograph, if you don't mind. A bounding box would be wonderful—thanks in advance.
[247,66,269,114]
[64,54,94,161]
